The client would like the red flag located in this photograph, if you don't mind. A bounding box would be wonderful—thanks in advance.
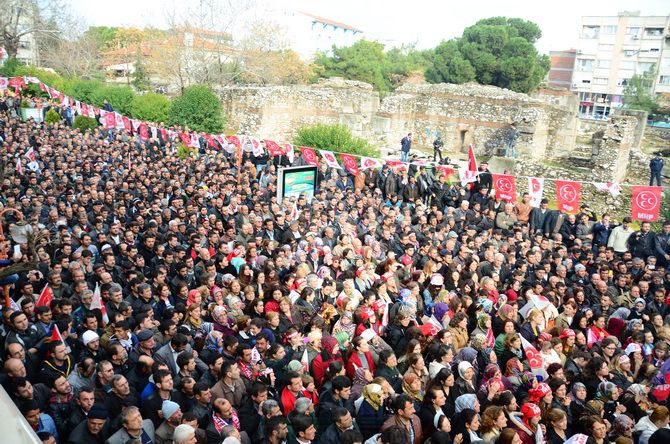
[203,135,216,148]
[50,324,63,342]
[492,174,517,202]
[555,180,581,214]
[436,165,455,178]
[632,185,662,221]
[16,157,23,175]
[80,102,89,117]
[139,124,149,141]
[468,145,477,171]
[39,82,46,92]
[122,116,131,132]
[264,139,284,156]
[300,147,319,166]
[225,135,241,148]
[520,336,547,379]
[340,153,360,176]
[36,284,53,308]
[160,128,168,142]
[420,323,441,337]
[103,112,115,129]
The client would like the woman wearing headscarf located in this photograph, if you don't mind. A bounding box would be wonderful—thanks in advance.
[509,403,544,444]
[351,366,373,401]
[454,361,477,398]
[621,383,651,422]
[402,373,424,411]
[569,382,587,429]
[609,353,634,390]
[311,335,343,389]
[494,320,517,359]
[455,394,480,416]
[595,381,623,423]
[356,383,386,440]
[434,302,450,329]
[609,414,634,443]
[210,305,236,338]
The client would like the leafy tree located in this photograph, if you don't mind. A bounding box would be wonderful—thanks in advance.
[168,85,224,133]
[426,17,550,93]
[91,85,135,115]
[84,26,119,50]
[73,115,98,131]
[623,65,659,113]
[131,53,151,92]
[293,123,379,157]
[62,79,104,104]
[130,93,170,122]
[13,65,66,90]
[315,40,390,93]
[44,109,61,124]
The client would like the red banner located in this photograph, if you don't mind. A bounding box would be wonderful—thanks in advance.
[492,174,517,202]
[264,139,284,156]
[122,116,131,132]
[340,153,360,175]
[139,124,149,141]
[632,185,661,221]
[300,147,318,166]
[103,112,115,129]
[225,135,241,147]
[555,180,581,214]
[203,134,216,148]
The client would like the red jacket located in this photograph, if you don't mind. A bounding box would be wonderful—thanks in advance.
[346,351,376,379]
[311,354,344,388]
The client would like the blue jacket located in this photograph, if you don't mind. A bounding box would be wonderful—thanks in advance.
[36,413,59,441]
[401,136,411,152]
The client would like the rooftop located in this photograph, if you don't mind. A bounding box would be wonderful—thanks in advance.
[298,11,363,33]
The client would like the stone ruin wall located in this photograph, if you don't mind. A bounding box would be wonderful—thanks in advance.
[217,78,577,160]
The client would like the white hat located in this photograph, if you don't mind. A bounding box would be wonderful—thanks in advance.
[430,274,444,286]
[82,330,99,346]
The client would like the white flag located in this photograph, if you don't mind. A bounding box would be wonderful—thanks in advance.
[90,282,109,324]
[361,157,383,170]
[301,348,309,372]
[564,435,588,444]
[594,182,621,198]
[527,177,544,208]
[460,169,478,186]
[320,150,341,169]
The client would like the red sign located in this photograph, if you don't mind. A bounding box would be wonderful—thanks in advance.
[139,124,149,141]
[340,153,360,176]
[264,139,284,156]
[555,180,581,214]
[103,112,116,129]
[225,135,241,147]
[631,185,661,221]
[492,174,517,202]
[122,116,131,132]
[300,147,319,166]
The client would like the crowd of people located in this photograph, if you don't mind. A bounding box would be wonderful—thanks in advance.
[2,92,670,444]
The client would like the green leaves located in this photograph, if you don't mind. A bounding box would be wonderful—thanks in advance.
[130,93,170,123]
[623,65,659,114]
[168,85,225,133]
[426,17,549,93]
[293,124,379,157]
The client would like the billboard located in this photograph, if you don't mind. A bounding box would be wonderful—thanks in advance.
[277,165,317,201]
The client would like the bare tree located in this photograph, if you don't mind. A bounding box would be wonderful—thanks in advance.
[0,0,66,61]
[40,31,102,79]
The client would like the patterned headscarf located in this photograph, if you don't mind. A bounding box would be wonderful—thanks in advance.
[362,383,383,411]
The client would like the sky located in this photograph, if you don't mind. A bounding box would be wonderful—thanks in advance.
[67,0,669,53]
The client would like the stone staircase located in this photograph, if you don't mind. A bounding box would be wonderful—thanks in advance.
[555,144,593,173]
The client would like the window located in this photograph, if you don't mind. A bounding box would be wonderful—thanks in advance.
[582,26,600,39]
[593,77,608,85]
[638,62,654,73]
[577,58,594,71]
[660,76,670,85]
[602,25,617,34]
[620,61,635,70]
[644,27,664,37]
[617,78,630,86]
[597,59,611,68]
[582,79,591,84]
[626,27,640,35]
[649,48,660,53]
[18,41,30,49]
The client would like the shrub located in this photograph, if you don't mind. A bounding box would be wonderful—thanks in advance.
[13,66,66,91]
[130,93,170,123]
[168,85,224,133]
[91,85,135,115]
[293,123,379,157]
[44,109,61,125]
[73,115,99,131]
[62,79,105,104]
[176,143,197,159]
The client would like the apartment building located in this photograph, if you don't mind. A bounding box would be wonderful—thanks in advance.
[571,11,670,119]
